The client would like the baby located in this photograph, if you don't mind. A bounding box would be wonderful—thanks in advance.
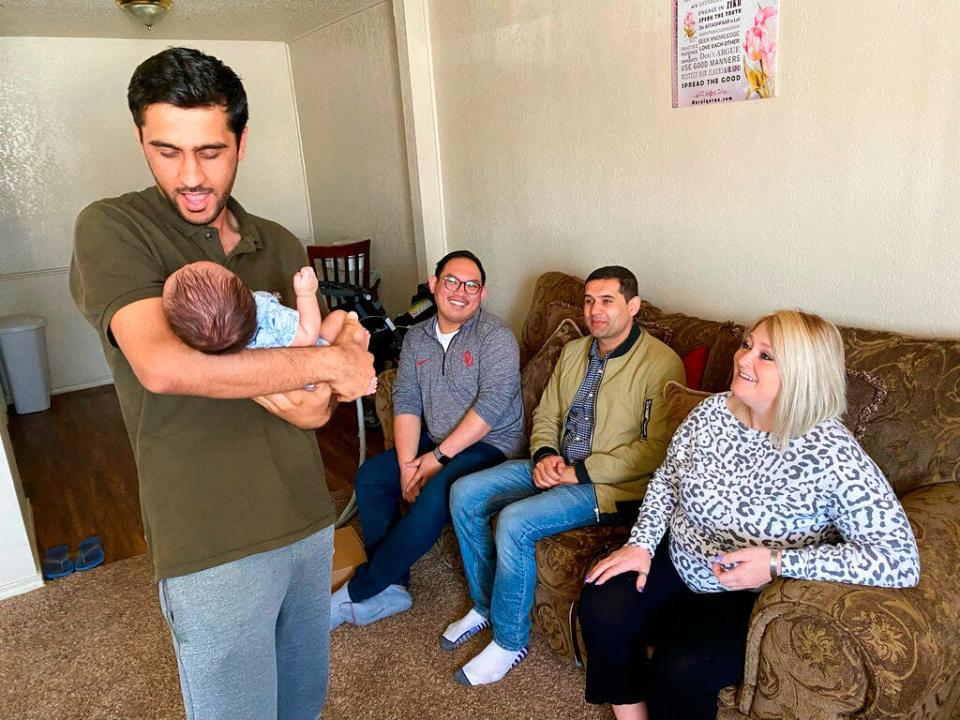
[162,261,346,354]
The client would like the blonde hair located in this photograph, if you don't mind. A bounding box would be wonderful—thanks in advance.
[748,310,847,448]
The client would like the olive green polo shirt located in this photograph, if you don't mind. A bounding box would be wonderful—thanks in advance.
[70,186,335,581]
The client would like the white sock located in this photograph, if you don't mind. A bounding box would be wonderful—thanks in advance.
[443,608,488,644]
[460,640,528,685]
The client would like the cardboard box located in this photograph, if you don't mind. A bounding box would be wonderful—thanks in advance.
[332,526,366,591]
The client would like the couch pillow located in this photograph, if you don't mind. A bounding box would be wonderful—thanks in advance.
[520,318,583,438]
[701,323,744,393]
[545,301,588,337]
[682,344,709,391]
[635,318,675,348]
[842,368,888,441]
[663,380,712,438]
[519,272,586,365]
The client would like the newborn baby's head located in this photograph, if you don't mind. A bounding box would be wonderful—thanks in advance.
[162,261,257,354]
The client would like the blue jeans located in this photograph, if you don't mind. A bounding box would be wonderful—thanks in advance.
[158,525,334,720]
[349,432,506,602]
[450,459,599,651]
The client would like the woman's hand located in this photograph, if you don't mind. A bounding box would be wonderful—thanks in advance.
[712,547,777,590]
[585,545,652,591]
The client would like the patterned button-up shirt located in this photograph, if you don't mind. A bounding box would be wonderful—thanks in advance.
[560,338,605,464]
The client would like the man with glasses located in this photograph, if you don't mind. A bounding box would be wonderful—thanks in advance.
[331,250,525,628]
[443,266,685,686]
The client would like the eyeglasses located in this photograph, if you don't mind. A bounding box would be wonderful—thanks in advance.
[441,275,483,295]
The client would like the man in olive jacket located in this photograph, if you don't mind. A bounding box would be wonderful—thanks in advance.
[443,265,684,686]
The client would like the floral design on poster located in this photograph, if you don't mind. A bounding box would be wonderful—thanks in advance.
[743,4,777,98]
[684,11,697,39]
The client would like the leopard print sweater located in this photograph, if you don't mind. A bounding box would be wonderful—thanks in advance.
[627,393,920,592]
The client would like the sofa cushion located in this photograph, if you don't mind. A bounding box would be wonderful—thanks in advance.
[545,301,587,337]
[663,380,712,438]
[842,368,889,441]
[839,326,960,497]
[520,318,583,438]
[701,322,744,393]
[635,302,744,393]
[681,344,710,391]
[635,318,675,347]
[519,272,586,365]
[374,368,397,449]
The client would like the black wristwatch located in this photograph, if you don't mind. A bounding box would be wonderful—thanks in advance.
[433,446,451,465]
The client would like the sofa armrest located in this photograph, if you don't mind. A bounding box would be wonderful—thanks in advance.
[719,482,960,720]
[374,368,397,450]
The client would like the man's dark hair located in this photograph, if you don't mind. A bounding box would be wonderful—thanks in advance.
[163,265,257,354]
[585,265,639,301]
[434,250,486,285]
[127,47,248,145]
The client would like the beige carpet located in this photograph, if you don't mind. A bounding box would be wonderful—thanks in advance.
[0,511,612,719]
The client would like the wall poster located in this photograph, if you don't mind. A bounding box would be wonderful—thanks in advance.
[672,0,780,108]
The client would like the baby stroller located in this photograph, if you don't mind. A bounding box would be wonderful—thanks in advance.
[319,280,404,373]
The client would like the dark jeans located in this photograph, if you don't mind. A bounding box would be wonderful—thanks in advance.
[348,431,506,602]
[578,536,758,720]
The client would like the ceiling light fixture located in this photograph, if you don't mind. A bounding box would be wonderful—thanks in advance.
[116,0,173,31]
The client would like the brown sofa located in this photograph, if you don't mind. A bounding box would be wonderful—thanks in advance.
[375,271,960,720]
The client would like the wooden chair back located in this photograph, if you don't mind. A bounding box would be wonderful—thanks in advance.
[307,239,375,308]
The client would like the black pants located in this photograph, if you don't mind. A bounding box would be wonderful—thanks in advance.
[578,537,758,720]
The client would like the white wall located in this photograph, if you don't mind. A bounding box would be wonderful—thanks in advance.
[427,1,960,338]
[0,37,313,392]
[290,1,420,315]
[0,403,42,600]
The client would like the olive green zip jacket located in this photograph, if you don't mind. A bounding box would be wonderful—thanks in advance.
[530,325,685,515]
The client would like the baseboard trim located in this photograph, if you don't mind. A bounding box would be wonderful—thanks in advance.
[52,376,113,395]
[0,573,44,601]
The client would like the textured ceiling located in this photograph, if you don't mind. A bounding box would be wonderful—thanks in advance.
[0,0,386,42]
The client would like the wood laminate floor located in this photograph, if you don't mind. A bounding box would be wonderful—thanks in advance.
[7,386,382,565]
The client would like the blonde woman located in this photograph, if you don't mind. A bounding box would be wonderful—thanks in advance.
[578,310,920,720]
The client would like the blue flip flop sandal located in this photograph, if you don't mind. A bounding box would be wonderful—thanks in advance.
[42,544,75,580]
[74,535,104,572]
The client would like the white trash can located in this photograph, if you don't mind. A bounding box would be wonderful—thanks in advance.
[0,314,51,414]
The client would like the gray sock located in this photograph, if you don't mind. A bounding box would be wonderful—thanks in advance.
[329,583,352,630]
[346,584,413,626]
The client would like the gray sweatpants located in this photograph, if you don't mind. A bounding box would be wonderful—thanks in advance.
[158,525,334,720]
